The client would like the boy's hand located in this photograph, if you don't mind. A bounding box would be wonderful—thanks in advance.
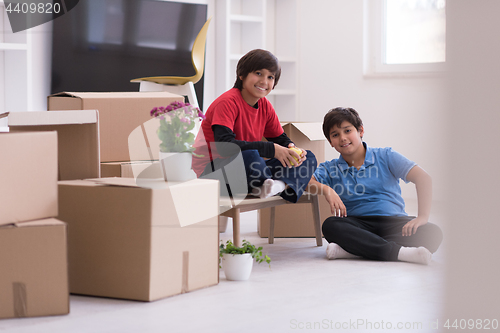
[306,177,346,217]
[274,143,306,168]
[324,186,347,217]
[402,216,428,236]
[288,143,307,165]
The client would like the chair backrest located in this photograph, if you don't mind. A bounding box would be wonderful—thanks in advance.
[190,17,212,84]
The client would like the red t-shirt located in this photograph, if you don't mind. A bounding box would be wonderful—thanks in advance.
[192,88,283,177]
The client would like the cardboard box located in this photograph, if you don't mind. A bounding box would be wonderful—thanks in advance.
[281,122,326,163]
[258,122,328,237]
[258,195,331,238]
[2,110,100,180]
[0,218,69,319]
[0,131,58,225]
[101,161,161,179]
[48,92,184,163]
[57,178,219,301]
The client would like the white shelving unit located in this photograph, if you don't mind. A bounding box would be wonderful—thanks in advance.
[216,0,298,121]
[0,0,32,130]
[266,0,298,121]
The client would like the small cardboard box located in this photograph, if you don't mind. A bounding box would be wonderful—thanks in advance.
[101,161,161,179]
[48,92,184,163]
[258,122,328,238]
[3,110,100,181]
[57,178,219,301]
[0,131,58,225]
[0,218,69,319]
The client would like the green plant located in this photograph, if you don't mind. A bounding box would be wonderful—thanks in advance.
[219,239,271,267]
[150,101,205,153]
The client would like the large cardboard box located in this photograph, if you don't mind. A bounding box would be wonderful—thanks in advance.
[48,92,184,162]
[0,131,58,225]
[57,178,219,301]
[2,110,100,180]
[258,122,329,237]
[0,218,69,319]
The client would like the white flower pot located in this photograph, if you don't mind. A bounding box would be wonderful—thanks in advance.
[222,253,254,281]
[159,151,196,182]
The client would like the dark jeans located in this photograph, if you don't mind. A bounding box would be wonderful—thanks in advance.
[322,215,443,261]
[201,149,317,203]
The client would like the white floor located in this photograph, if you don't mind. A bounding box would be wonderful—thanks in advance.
[1,210,446,333]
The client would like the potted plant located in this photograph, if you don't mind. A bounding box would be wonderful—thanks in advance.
[150,101,205,181]
[219,239,271,281]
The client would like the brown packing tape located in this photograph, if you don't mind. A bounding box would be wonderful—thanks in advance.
[13,282,27,318]
[181,251,189,294]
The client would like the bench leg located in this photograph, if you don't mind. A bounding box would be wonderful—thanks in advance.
[233,208,241,247]
[311,195,323,246]
[268,206,275,244]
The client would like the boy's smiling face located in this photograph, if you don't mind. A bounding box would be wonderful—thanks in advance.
[240,68,275,106]
[329,121,365,160]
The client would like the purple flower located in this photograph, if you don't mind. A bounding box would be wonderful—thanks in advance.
[151,101,203,122]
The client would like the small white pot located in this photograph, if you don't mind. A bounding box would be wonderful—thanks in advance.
[222,253,254,281]
[159,151,196,182]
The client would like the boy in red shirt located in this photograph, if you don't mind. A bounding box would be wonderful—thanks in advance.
[193,49,316,203]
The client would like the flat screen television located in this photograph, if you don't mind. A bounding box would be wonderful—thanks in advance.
[51,0,208,109]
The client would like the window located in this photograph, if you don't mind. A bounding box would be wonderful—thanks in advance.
[364,0,446,76]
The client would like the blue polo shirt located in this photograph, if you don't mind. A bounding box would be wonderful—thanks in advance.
[313,143,416,216]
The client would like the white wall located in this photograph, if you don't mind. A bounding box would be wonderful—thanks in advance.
[296,0,447,204]
[29,22,53,111]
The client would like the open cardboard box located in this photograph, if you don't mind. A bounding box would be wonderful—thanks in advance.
[48,91,184,163]
[2,110,100,180]
[280,122,326,162]
[57,177,219,301]
[0,218,69,319]
[258,122,329,238]
[0,131,58,225]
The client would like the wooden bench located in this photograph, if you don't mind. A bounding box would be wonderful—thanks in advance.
[219,193,323,247]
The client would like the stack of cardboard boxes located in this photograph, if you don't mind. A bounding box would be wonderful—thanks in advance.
[1,91,220,317]
[46,92,220,301]
[0,131,69,319]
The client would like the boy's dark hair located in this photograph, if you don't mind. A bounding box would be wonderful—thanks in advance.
[323,107,364,142]
[233,49,281,90]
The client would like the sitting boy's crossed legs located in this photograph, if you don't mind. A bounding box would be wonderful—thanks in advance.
[322,216,443,264]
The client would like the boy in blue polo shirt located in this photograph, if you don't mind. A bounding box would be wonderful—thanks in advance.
[307,107,442,265]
